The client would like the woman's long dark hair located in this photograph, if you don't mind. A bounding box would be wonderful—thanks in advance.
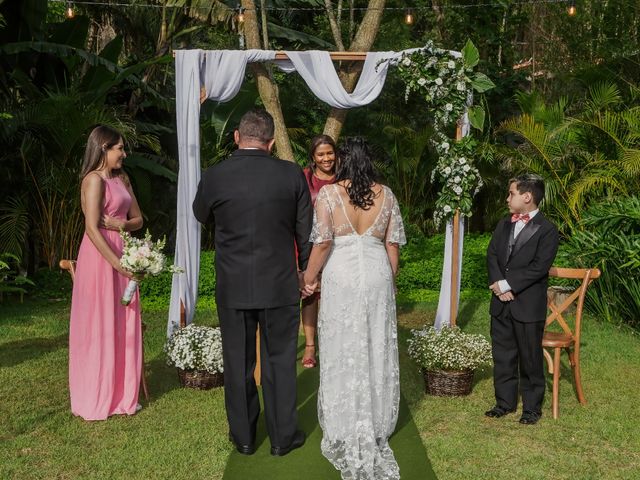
[80,125,123,180]
[335,137,379,210]
[308,134,337,170]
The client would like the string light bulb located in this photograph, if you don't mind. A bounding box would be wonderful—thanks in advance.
[404,9,414,25]
[65,1,75,19]
[236,5,245,23]
[567,0,577,16]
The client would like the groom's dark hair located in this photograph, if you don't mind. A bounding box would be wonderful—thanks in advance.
[238,109,275,144]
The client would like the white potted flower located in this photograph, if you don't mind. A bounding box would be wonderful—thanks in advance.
[164,324,224,389]
[407,326,492,396]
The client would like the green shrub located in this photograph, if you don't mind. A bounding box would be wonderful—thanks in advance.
[558,197,640,328]
[0,253,36,301]
[396,226,491,296]
[140,251,217,311]
[29,231,494,309]
[31,268,70,299]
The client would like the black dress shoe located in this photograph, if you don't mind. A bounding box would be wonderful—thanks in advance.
[228,433,256,455]
[519,411,541,425]
[270,430,306,457]
[484,406,516,418]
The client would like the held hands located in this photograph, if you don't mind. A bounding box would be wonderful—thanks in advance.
[299,271,319,299]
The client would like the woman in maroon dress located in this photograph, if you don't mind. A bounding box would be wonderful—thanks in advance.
[301,134,337,368]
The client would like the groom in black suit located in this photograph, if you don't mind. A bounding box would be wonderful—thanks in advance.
[485,174,559,425]
[193,109,312,455]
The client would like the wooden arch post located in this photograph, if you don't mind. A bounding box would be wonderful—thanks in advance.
[449,124,464,327]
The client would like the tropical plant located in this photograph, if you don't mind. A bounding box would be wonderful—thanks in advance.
[0,253,35,301]
[558,196,640,328]
[370,112,436,231]
[499,82,640,235]
[0,7,176,269]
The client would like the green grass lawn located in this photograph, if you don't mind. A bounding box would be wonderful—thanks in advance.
[1,297,639,479]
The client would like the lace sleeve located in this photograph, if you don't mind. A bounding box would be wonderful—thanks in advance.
[310,186,334,244]
[385,190,406,246]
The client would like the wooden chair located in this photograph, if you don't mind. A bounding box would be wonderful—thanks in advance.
[543,266,601,419]
[59,259,150,402]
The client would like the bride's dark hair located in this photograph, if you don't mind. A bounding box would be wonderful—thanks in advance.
[335,137,378,210]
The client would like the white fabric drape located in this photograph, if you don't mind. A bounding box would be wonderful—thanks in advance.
[276,51,398,109]
[202,49,276,102]
[169,47,468,336]
[168,50,203,336]
[169,49,276,336]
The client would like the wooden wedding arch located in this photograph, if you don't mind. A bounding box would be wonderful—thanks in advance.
[171,49,469,382]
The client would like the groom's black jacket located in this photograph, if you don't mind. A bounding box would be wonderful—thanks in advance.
[487,212,559,323]
[193,149,313,309]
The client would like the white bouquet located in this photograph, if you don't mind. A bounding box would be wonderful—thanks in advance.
[119,230,182,305]
[164,324,224,373]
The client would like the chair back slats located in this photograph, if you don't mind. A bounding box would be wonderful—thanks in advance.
[546,267,601,348]
[548,266,601,280]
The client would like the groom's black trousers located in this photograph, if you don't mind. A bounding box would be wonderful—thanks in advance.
[217,304,300,448]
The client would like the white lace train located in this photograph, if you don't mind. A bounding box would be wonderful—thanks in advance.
[317,236,401,480]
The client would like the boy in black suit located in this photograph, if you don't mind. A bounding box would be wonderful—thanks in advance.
[485,174,559,425]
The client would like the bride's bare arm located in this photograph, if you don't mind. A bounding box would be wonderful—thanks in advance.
[303,241,332,288]
[385,242,400,277]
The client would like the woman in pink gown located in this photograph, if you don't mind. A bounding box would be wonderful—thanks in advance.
[69,125,143,421]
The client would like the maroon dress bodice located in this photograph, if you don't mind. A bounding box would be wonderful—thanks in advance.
[304,167,335,205]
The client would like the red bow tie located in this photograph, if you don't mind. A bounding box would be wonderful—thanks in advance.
[511,213,530,224]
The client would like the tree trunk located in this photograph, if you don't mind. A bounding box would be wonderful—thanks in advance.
[242,0,294,161]
[323,0,386,141]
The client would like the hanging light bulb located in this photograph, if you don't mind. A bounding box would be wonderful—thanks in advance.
[65,1,75,19]
[567,0,577,16]
[404,9,414,25]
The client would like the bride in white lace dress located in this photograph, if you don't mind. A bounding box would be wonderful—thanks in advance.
[303,137,406,480]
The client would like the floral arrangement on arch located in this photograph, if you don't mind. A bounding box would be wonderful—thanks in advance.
[394,40,495,226]
[407,325,492,372]
[164,324,224,373]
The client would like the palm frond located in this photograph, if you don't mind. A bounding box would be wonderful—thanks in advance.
[621,149,640,176]
[585,82,622,114]
[0,196,30,259]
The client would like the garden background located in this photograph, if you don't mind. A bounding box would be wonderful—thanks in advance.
[1,1,639,478]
